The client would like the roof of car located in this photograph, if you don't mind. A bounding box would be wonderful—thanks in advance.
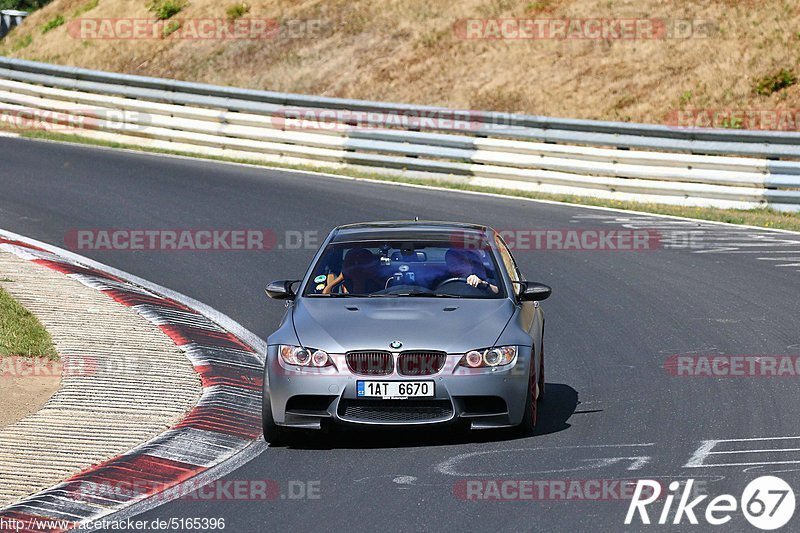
[331,221,493,243]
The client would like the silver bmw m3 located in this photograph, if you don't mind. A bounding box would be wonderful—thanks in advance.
[262,221,551,444]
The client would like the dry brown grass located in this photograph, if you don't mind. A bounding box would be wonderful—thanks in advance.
[3,0,800,123]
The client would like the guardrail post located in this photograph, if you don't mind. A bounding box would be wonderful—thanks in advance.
[0,10,28,39]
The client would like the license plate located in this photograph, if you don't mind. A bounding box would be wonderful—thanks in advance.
[357,380,434,399]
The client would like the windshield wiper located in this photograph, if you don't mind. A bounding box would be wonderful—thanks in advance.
[371,291,458,298]
[307,293,363,297]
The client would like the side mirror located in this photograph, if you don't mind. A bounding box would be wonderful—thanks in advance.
[519,282,552,302]
[265,279,300,300]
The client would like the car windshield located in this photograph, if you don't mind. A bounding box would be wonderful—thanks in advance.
[303,239,505,298]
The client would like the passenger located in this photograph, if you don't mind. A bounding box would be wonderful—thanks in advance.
[324,248,380,294]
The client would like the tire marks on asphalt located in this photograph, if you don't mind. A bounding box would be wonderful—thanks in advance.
[571,213,800,273]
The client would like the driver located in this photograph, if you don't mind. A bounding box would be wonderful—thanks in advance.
[444,249,499,294]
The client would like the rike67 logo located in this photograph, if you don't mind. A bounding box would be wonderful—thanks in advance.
[625,476,795,530]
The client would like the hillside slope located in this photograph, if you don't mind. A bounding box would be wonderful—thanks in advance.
[1,0,799,125]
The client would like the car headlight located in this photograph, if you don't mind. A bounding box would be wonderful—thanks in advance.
[458,346,517,368]
[279,344,334,367]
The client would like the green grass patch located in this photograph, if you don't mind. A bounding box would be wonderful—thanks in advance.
[225,2,248,21]
[10,34,33,52]
[147,0,186,20]
[162,19,181,37]
[19,129,800,233]
[41,14,65,33]
[754,69,797,96]
[0,285,57,359]
[72,0,99,17]
[526,0,554,13]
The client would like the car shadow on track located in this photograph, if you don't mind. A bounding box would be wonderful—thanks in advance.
[280,383,579,450]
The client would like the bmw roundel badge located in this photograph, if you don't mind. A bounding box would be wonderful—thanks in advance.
[390,340,403,349]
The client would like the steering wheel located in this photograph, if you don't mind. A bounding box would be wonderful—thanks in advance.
[434,277,469,291]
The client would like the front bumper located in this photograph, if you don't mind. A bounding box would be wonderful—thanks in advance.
[264,346,532,430]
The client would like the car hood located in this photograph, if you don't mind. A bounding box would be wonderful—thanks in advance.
[292,297,516,354]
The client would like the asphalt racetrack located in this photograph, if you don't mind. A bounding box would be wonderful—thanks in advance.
[2,136,800,531]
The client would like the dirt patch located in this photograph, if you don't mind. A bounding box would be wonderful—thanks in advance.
[0,365,60,428]
[0,277,60,429]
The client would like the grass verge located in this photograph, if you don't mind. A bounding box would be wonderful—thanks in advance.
[19,130,800,233]
[0,283,58,359]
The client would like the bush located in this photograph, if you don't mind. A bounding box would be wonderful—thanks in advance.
[754,69,797,96]
[226,2,248,20]
[0,0,51,12]
[147,0,187,20]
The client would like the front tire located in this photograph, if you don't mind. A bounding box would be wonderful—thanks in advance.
[538,340,545,402]
[517,356,539,437]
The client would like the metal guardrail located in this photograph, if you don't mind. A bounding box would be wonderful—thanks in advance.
[0,56,799,211]
[0,10,27,39]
